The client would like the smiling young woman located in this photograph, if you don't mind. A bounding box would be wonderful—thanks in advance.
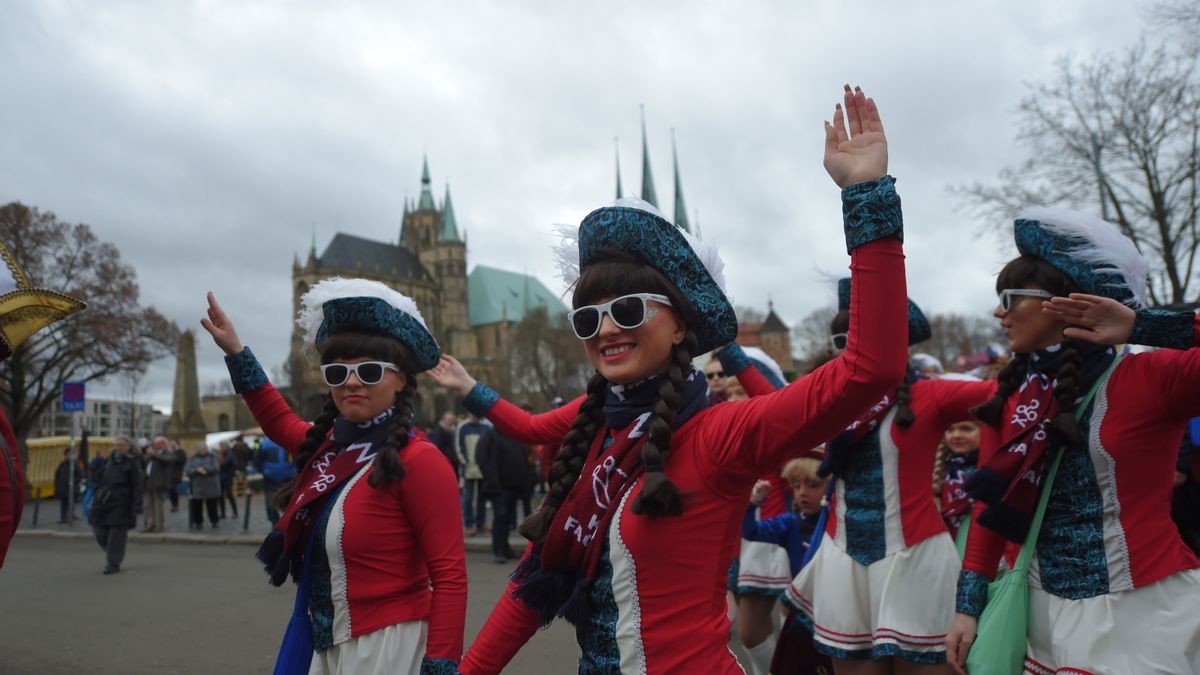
[427,85,911,674]
[201,279,465,675]
[945,209,1200,675]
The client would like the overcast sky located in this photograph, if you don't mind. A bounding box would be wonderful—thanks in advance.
[1,1,1154,412]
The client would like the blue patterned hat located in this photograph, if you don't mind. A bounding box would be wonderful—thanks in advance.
[554,198,736,354]
[297,278,440,371]
[838,277,931,346]
[1013,207,1149,308]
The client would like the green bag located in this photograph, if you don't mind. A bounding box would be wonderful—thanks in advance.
[963,356,1120,675]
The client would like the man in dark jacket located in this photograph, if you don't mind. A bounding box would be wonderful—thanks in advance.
[430,411,461,478]
[54,448,84,523]
[477,428,535,563]
[167,440,186,512]
[88,436,144,574]
[141,436,175,532]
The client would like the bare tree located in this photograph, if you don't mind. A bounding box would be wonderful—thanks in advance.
[920,313,1004,370]
[508,307,590,409]
[0,203,180,464]
[955,40,1200,305]
[1149,0,1200,49]
[734,305,766,324]
[791,305,837,365]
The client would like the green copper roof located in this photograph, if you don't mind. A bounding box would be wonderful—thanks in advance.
[672,129,690,233]
[440,184,460,242]
[468,265,568,326]
[418,155,436,211]
[640,107,659,207]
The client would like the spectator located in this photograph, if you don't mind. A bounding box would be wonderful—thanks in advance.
[516,403,538,521]
[231,436,250,472]
[167,439,186,512]
[256,439,293,525]
[430,411,462,477]
[54,448,84,524]
[186,443,221,529]
[141,436,175,533]
[88,436,144,574]
[217,441,239,519]
[457,412,489,536]
[705,357,727,403]
[476,427,535,564]
[1173,431,1200,556]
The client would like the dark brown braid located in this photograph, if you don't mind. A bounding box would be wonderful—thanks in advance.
[931,441,951,507]
[368,381,417,489]
[518,371,607,543]
[970,352,1031,426]
[272,396,339,511]
[893,381,915,428]
[1047,341,1084,445]
[631,330,699,517]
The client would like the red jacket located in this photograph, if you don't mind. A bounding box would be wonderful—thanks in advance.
[0,409,21,568]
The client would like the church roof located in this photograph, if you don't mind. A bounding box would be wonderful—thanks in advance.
[761,309,788,333]
[318,233,433,282]
[468,265,568,326]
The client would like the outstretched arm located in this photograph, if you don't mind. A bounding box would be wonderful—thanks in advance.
[202,292,313,454]
[717,343,784,398]
[458,548,543,674]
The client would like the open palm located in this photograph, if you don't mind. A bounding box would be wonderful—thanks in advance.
[824,85,888,188]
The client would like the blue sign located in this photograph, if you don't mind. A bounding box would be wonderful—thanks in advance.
[62,381,85,413]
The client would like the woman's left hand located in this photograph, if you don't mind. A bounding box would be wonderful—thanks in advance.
[823,84,888,188]
[1042,293,1135,345]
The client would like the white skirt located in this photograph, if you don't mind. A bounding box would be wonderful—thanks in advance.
[787,533,957,663]
[736,539,792,596]
[1023,569,1200,675]
[309,620,428,675]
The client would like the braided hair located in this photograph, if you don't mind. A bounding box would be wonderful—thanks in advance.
[970,255,1084,444]
[517,250,699,543]
[931,441,951,507]
[831,309,916,427]
[272,330,418,509]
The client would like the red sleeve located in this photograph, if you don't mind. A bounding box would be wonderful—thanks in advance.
[696,238,909,484]
[242,383,313,456]
[923,379,997,429]
[960,426,1007,579]
[0,409,23,569]
[398,441,468,661]
[486,396,584,446]
[459,546,542,674]
[736,364,779,398]
[1146,317,1200,421]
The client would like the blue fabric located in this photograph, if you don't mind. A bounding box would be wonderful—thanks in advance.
[837,278,931,346]
[955,569,991,617]
[419,658,459,675]
[307,482,347,651]
[272,492,336,675]
[603,368,708,430]
[577,205,737,354]
[1014,217,1138,306]
[741,507,818,577]
[226,347,269,394]
[1129,307,1195,350]
[316,296,441,371]
[716,342,752,380]
[838,431,888,566]
[575,543,621,674]
[463,383,500,418]
[841,175,904,253]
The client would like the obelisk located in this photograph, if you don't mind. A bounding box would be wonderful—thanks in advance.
[165,330,208,451]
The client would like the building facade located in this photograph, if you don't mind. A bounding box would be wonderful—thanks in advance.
[32,397,168,441]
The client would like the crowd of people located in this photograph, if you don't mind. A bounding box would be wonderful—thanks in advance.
[2,84,1199,674]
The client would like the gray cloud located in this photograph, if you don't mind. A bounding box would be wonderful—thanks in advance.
[0,1,1148,410]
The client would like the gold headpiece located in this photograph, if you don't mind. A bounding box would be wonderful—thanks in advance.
[0,242,86,360]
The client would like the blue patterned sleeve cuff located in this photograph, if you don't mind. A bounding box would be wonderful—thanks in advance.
[841,175,903,253]
[462,382,500,418]
[1128,308,1196,350]
[955,569,990,617]
[717,342,752,377]
[225,347,269,395]
[420,657,459,675]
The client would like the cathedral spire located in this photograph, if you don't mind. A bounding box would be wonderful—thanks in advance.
[672,128,690,233]
[614,137,624,200]
[440,183,460,242]
[418,155,436,211]
[640,105,658,207]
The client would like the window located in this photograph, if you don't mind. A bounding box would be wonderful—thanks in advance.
[218,414,230,432]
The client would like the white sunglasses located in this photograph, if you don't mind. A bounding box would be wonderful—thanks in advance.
[320,361,400,387]
[999,289,1054,313]
[567,293,673,340]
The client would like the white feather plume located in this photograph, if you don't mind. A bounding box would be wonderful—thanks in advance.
[740,346,787,385]
[1017,207,1150,308]
[297,277,428,347]
[551,197,728,294]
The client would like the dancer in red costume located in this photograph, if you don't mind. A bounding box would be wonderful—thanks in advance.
[428,85,910,674]
[945,209,1200,675]
[203,280,465,675]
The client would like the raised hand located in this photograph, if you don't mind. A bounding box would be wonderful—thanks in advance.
[200,292,245,356]
[1041,293,1135,345]
[427,354,478,396]
[749,479,771,506]
[823,84,888,188]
